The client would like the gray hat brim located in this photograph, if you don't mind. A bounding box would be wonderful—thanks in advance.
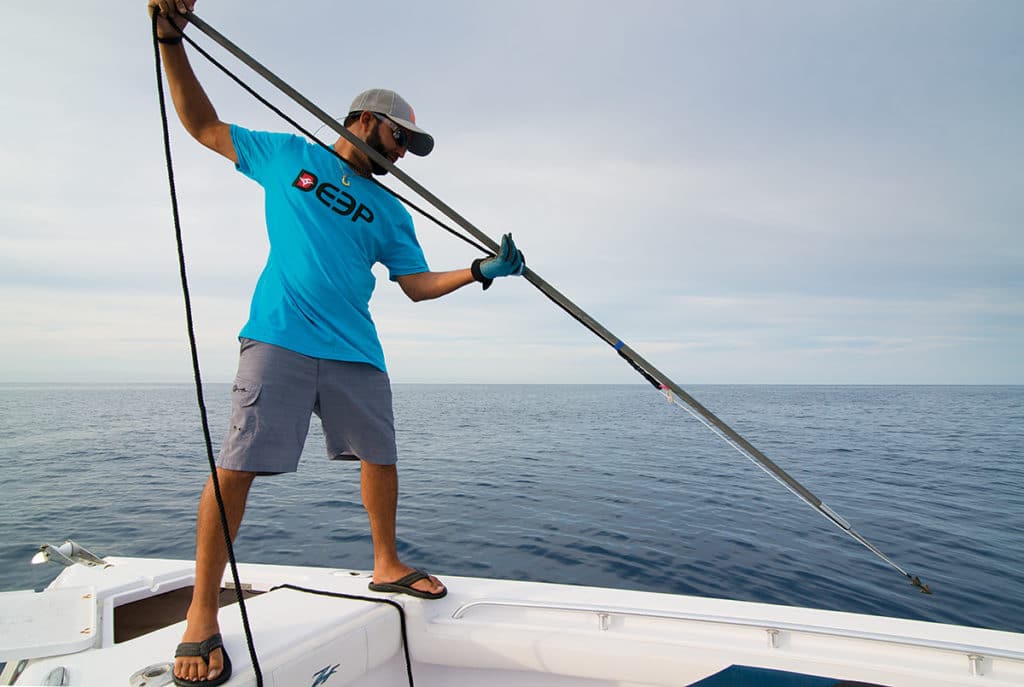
[388,116,434,157]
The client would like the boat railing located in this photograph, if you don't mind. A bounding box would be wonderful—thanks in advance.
[450,599,1023,669]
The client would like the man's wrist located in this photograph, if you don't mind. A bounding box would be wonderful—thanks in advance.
[470,258,493,290]
[154,13,188,42]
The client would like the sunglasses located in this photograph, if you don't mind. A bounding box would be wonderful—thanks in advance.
[373,113,409,149]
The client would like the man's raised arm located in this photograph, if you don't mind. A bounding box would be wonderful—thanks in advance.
[148,0,236,163]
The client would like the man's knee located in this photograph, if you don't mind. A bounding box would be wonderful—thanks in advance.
[360,460,397,476]
[213,468,257,491]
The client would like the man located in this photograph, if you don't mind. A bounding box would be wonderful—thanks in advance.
[148,2,526,685]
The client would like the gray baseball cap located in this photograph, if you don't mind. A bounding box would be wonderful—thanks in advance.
[348,88,434,157]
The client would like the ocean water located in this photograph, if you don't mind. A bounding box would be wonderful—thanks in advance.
[0,383,1021,634]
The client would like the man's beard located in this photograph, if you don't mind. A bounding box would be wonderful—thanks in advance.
[365,127,390,176]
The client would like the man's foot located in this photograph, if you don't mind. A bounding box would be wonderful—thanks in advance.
[174,622,228,685]
[370,565,446,599]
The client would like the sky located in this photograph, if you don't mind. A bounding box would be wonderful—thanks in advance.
[1,2,1021,385]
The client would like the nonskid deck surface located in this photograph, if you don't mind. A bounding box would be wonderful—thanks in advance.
[2,557,1023,687]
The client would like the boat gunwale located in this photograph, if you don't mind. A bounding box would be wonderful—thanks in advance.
[449,599,1024,661]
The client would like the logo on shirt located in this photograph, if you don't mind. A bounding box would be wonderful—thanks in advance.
[291,169,375,224]
[293,170,317,190]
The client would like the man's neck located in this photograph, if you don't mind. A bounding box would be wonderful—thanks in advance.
[333,139,371,177]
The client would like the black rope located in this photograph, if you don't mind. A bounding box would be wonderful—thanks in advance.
[272,585,415,686]
[150,14,265,685]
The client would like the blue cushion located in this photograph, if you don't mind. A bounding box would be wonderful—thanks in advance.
[686,665,847,687]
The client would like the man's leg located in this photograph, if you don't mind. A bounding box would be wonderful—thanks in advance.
[174,468,256,683]
[361,461,445,596]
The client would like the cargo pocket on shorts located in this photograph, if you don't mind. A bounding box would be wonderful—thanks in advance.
[229,378,262,436]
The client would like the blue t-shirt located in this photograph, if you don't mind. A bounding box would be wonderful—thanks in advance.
[231,125,428,371]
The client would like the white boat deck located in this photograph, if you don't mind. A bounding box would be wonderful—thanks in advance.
[2,556,1023,686]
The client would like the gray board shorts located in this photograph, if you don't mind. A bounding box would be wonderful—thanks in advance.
[218,338,397,473]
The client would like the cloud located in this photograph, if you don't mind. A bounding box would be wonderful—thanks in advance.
[0,2,1021,384]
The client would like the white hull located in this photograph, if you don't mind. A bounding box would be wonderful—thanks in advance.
[2,556,1022,687]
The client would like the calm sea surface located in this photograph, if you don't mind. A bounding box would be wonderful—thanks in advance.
[0,384,1021,633]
